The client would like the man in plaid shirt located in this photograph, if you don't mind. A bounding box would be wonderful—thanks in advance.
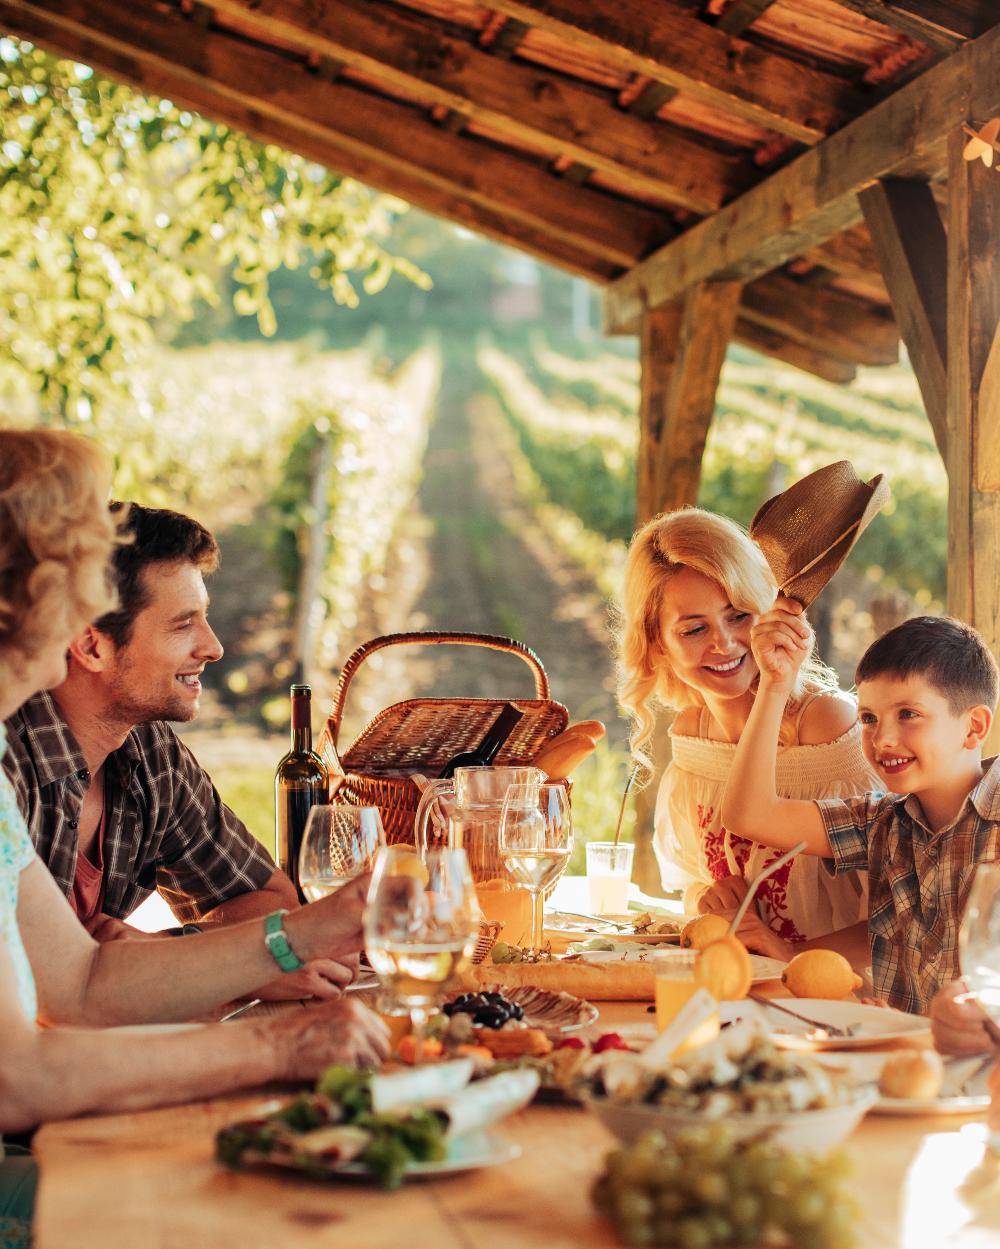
[3,504,352,998]
[721,610,1000,1014]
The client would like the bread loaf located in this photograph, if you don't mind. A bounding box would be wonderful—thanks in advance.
[461,958,655,1001]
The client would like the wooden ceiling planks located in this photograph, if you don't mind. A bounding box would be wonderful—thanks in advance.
[1,0,983,378]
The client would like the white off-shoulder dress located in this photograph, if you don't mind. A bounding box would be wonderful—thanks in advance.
[654,703,876,943]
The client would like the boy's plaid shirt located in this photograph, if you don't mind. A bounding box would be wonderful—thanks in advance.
[816,756,1000,1014]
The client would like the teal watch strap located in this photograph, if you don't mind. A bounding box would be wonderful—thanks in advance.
[263,909,305,973]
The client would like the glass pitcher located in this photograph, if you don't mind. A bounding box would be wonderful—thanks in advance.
[414,766,543,941]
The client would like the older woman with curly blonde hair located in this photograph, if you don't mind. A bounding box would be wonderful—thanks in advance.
[616,507,874,956]
[0,429,386,1249]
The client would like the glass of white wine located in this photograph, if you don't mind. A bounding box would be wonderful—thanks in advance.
[499,780,572,953]
[364,845,478,1061]
[297,805,385,902]
[960,861,1000,1026]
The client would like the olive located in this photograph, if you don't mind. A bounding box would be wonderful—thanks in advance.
[509,1004,524,1020]
[472,1006,508,1028]
[484,992,509,1006]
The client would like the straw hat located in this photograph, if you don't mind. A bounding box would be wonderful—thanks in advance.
[750,461,891,607]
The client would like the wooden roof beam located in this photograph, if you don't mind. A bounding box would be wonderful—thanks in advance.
[715,1,780,38]
[5,0,672,270]
[733,320,857,385]
[206,0,743,215]
[485,0,861,144]
[740,273,899,366]
[603,19,1000,334]
[830,2,993,51]
[859,179,948,455]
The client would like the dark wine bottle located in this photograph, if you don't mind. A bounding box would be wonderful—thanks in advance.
[275,683,329,904]
[438,702,525,779]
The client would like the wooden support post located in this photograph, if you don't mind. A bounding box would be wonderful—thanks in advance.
[859,178,948,457]
[637,282,744,524]
[633,282,741,894]
[947,128,1000,734]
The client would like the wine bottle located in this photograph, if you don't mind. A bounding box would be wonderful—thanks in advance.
[438,702,525,779]
[275,683,329,904]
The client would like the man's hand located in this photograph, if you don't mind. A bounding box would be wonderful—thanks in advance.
[266,998,390,1080]
[85,913,159,942]
[931,979,999,1056]
[698,875,749,914]
[288,873,369,963]
[256,955,361,1002]
[750,597,811,692]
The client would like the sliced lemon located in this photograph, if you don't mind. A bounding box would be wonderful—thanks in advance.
[694,935,753,1000]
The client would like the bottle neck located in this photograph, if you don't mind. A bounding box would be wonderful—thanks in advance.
[290,689,313,753]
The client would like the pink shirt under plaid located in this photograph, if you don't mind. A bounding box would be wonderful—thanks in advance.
[817,755,1000,1014]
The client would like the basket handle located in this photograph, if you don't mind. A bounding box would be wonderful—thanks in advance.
[327,631,551,746]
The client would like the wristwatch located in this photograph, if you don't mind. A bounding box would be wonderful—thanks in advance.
[263,909,305,973]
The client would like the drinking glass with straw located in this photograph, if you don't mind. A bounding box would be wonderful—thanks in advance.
[586,765,637,914]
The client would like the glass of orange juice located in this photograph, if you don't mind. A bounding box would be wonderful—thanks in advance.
[652,949,721,1057]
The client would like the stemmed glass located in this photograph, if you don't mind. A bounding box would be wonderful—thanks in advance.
[959,862,1000,1027]
[297,805,385,902]
[364,845,479,1060]
[499,780,572,952]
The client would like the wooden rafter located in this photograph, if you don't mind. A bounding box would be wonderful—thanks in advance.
[0,1,622,283]
[485,0,860,143]
[733,320,857,385]
[604,20,1000,334]
[740,274,899,367]
[4,0,674,270]
[859,179,947,454]
[830,1,992,50]
[715,1,780,38]
[206,0,744,215]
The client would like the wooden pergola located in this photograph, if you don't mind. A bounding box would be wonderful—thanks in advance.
[5,0,1000,657]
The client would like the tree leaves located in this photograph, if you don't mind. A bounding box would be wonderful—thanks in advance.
[0,38,424,417]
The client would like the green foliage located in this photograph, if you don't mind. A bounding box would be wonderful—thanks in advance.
[481,336,947,603]
[0,37,427,414]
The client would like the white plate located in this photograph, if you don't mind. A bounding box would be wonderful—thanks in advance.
[103,1023,203,1036]
[811,1050,992,1116]
[725,998,931,1050]
[749,956,787,984]
[335,1130,520,1179]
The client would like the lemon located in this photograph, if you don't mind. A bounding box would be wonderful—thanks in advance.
[680,913,731,950]
[694,935,753,1000]
[385,850,430,886]
[780,949,863,1000]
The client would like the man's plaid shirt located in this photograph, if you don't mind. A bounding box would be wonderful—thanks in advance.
[2,691,277,925]
[817,755,1000,1014]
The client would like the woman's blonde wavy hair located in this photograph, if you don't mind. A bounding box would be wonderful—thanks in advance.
[614,507,839,770]
[0,428,119,679]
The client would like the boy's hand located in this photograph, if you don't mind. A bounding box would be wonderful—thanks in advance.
[750,597,811,693]
[930,979,999,1056]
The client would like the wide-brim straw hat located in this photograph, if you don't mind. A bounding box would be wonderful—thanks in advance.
[750,461,891,607]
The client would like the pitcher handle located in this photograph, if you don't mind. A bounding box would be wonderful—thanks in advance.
[414,778,454,856]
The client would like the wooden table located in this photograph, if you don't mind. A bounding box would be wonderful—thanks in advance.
[32,1000,1000,1249]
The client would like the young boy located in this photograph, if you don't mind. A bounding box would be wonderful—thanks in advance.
[721,608,1000,1014]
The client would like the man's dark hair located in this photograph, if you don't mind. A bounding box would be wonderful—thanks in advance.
[93,503,219,647]
[855,615,999,712]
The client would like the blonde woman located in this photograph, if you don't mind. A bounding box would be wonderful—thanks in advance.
[616,507,875,957]
[0,430,386,1247]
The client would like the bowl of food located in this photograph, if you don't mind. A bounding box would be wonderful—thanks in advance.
[581,1030,874,1153]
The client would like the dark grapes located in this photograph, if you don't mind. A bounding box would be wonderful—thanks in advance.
[590,1125,857,1248]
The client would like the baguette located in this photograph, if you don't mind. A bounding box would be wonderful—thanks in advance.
[461,957,655,1001]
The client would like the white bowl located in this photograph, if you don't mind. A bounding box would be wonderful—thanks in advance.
[582,1088,874,1153]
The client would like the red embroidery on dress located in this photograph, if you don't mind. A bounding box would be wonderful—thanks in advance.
[702,809,805,944]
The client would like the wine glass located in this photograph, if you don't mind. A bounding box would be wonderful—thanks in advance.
[364,845,478,1060]
[959,862,1000,1025]
[297,805,385,902]
[499,780,572,952]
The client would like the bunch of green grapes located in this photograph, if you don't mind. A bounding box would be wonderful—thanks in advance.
[591,1125,857,1249]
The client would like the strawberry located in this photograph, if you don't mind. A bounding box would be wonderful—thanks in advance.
[592,1032,630,1053]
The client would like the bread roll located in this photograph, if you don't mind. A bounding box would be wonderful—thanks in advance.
[878,1050,944,1100]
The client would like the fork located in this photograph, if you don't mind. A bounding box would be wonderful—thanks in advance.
[748,993,860,1038]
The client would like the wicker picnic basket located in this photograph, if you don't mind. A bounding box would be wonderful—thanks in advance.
[319,630,569,846]
[320,631,569,965]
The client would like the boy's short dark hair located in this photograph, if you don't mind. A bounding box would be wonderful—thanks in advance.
[93,503,219,647]
[855,615,999,712]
